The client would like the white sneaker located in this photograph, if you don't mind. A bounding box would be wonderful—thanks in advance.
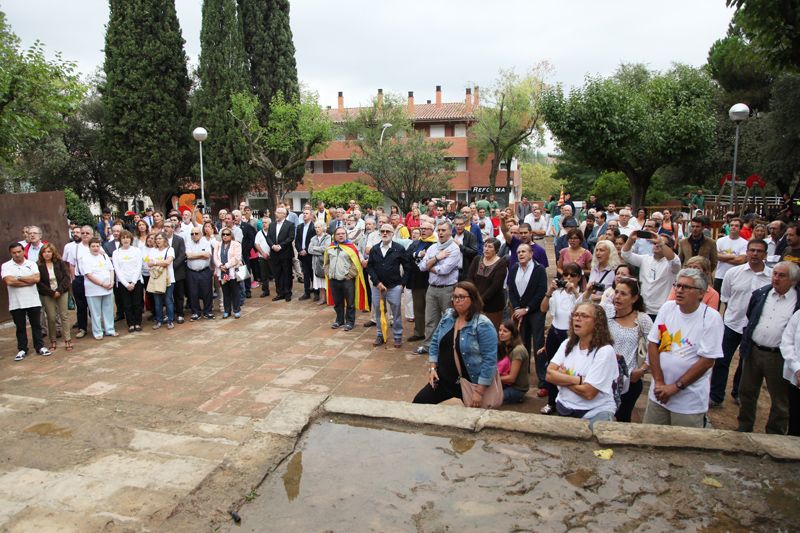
[14,350,26,361]
[38,347,52,356]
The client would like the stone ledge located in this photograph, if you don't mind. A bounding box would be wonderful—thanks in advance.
[592,421,760,454]
[253,393,328,437]
[322,396,482,431]
[476,410,592,439]
[747,433,800,461]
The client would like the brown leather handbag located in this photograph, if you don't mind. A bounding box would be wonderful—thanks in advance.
[453,342,503,409]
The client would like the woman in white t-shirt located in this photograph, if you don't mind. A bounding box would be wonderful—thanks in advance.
[539,262,582,414]
[112,230,144,333]
[546,302,619,426]
[147,232,176,330]
[80,237,117,340]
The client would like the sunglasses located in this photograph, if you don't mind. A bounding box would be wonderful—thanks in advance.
[221,232,232,236]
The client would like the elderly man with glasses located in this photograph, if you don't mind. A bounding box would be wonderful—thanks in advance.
[367,224,410,347]
[185,226,214,320]
[644,268,724,428]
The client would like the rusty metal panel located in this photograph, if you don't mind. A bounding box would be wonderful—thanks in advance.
[0,191,69,322]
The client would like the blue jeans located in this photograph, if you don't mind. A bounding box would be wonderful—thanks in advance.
[152,284,175,324]
[503,386,527,404]
[86,294,115,338]
[372,285,403,341]
[710,326,743,404]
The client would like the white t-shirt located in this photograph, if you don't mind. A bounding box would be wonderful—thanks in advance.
[1,259,41,310]
[254,230,270,258]
[715,235,748,280]
[621,251,682,315]
[647,301,724,414]
[80,252,114,297]
[151,247,176,285]
[551,342,619,418]
[549,289,577,330]
[140,245,156,276]
[112,246,143,285]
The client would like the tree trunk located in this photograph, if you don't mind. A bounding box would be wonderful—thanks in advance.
[627,172,652,210]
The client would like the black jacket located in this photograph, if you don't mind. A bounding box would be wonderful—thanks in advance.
[405,239,434,290]
[37,259,71,296]
[507,261,548,312]
[169,234,187,281]
[267,220,296,259]
[740,283,800,360]
[295,221,315,254]
[102,240,120,257]
[239,222,256,259]
[367,241,409,289]
[455,229,479,280]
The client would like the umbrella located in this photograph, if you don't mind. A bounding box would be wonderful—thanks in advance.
[379,287,389,348]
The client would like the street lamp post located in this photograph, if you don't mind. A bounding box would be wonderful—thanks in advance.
[379,123,392,146]
[729,103,750,208]
[192,127,208,210]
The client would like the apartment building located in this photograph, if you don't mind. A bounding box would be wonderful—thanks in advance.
[278,85,519,211]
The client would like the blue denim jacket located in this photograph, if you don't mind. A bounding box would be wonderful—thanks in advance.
[429,309,498,386]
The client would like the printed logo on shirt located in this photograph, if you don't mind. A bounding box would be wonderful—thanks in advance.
[657,324,693,356]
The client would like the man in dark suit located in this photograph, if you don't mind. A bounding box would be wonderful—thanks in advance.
[508,243,548,381]
[267,206,296,301]
[453,215,478,281]
[163,220,187,323]
[239,215,257,299]
[295,208,316,300]
[103,223,125,321]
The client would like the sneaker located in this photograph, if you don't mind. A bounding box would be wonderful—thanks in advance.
[152,322,162,330]
[175,316,185,324]
[204,314,215,320]
[331,322,342,329]
[363,320,376,328]
[414,346,428,355]
[167,322,174,330]
[540,404,554,415]
[75,329,87,339]
[190,314,200,321]
[343,324,354,331]
[223,313,230,319]
[128,325,135,333]
[373,338,385,347]
[134,325,142,332]
[94,335,103,340]
[234,312,241,319]
[14,350,26,361]
[251,281,259,289]
[37,347,52,356]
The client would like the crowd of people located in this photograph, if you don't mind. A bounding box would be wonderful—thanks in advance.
[3,194,800,436]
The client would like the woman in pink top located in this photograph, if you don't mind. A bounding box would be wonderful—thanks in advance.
[558,228,593,278]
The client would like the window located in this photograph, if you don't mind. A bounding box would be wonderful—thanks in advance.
[429,124,445,138]
[454,124,467,137]
[333,160,348,173]
[454,158,467,171]
[313,160,324,174]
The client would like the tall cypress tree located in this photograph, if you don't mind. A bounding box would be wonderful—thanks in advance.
[194,0,255,203]
[101,0,192,209]
[239,0,300,121]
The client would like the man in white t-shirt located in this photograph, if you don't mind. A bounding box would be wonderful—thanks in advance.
[643,269,724,428]
[621,232,682,319]
[714,217,748,292]
[710,239,772,407]
[2,242,51,360]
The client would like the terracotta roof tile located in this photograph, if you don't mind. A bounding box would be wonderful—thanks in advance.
[326,102,475,123]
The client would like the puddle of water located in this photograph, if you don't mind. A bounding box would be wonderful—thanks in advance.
[24,422,72,438]
[230,420,800,532]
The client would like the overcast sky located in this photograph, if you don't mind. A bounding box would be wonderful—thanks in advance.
[6,0,733,110]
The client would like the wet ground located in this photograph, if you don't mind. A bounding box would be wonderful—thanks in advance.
[231,417,800,533]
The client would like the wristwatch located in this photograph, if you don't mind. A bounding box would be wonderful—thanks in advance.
[676,380,686,390]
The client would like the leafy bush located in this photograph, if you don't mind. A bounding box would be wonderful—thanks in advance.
[591,172,630,206]
[65,187,95,226]
[312,181,384,209]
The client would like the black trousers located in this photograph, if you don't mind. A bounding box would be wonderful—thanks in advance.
[11,306,44,353]
[273,255,293,297]
[113,280,125,319]
[520,310,546,382]
[789,384,800,437]
[329,278,355,325]
[413,382,462,404]
[544,326,569,407]
[186,268,213,316]
[117,281,144,326]
[173,278,186,315]
[615,378,644,423]
[249,256,261,282]
[258,258,272,295]
[298,253,314,295]
[72,276,88,331]
[221,279,241,314]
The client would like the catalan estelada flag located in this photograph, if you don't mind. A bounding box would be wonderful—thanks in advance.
[558,187,565,207]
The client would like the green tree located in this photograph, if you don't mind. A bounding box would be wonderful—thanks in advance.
[343,95,455,213]
[101,0,192,209]
[542,64,716,208]
[312,182,383,210]
[762,73,800,195]
[519,162,563,201]
[0,9,83,171]
[64,187,95,226]
[193,0,254,203]
[469,65,549,194]
[590,172,630,206]
[231,90,333,209]
[726,0,800,71]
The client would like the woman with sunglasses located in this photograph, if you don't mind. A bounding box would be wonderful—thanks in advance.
[413,281,498,406]
[539,262,582,414]
[213,228,243,319]
[546,302,618,426]
[604,277,653,422]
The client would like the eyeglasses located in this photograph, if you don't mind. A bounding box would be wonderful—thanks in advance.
[221,232,232,236]
[673,283,700,291]
[190,232,200,235]
[563,273,580,278]
[572,312,594,320]
[452,294,471,301]
[380,230,392,234]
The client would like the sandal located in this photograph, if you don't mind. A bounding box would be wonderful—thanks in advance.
[65,340,73,352]
[49,342,57,352]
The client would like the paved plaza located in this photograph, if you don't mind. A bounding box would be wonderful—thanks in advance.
[0,289,773,531]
